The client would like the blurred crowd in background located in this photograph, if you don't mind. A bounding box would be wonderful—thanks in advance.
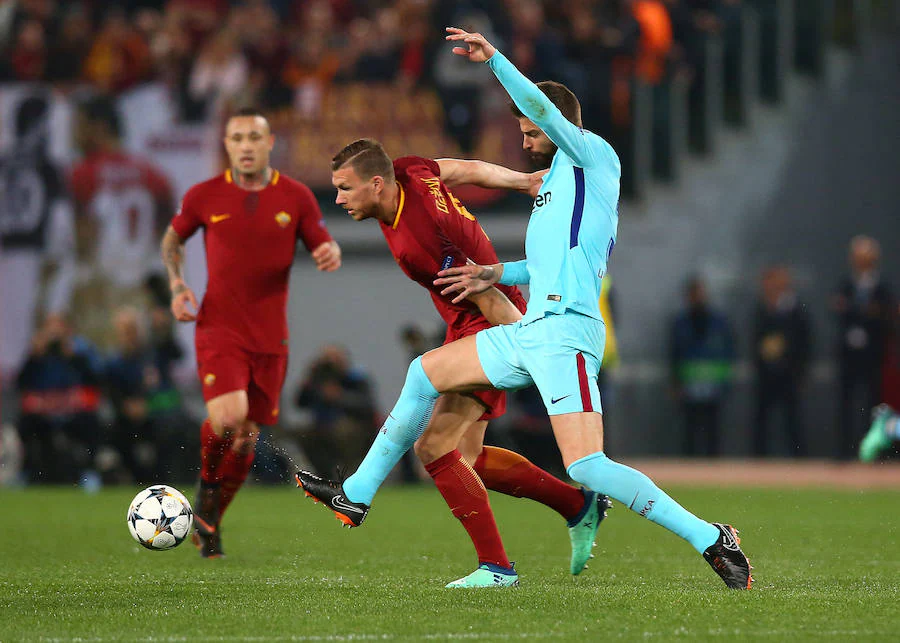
[0,0,744,159]
[0,0,897,487]
[3,233,894,488]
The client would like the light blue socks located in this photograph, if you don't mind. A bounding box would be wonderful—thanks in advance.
[567,452,719,553]
[343,357,439,505]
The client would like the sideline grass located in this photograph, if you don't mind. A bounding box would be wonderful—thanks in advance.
[1,484,897,641]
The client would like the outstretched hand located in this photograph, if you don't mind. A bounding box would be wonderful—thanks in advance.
[434,260,500,304]
[445,27,496,63]
[526,169,548,198]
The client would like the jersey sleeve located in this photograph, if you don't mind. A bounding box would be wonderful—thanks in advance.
[294,182,333,251]
[170,185,204,239]
[429,188,498,270]
[394,156,441,179]
[486,51,614,169]
[498,259,529,285]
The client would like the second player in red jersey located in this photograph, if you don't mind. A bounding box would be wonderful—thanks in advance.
[297,139,597,584]
[380,155,527,420]
[161,108,341,558]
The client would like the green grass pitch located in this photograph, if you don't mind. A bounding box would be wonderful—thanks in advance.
[1,484,897,641]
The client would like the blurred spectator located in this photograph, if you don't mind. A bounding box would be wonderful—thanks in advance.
[7,18,48,81]
[45,6,91,83]
[103,303,193,483]
[188,28,248,119]
[240,2,292,109]
[147,4,201,119]
[144,278,197,481]
[0,93,76,380]
[669,276,735,456]
[562,0,640,195]
[564,0,640,137]
[295,345,377,476]
[69,95,173,349]
[104,306,155,483]
[16,313,103,484]
[508,386,562,478]
[396,3,433,90]
[430,9,501,153]
[282,33,343,117]
[83,9,152,93]
[752,266,811,457]
[507,0,568,83]
[832,236,895,459]
[349,7,403,83]
[632,0,674,86]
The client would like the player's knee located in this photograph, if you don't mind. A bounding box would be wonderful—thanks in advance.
[405,356,440,397]
[412,436,430,462]
[232,423,259,452]
[413,434,447,466]
[210,408,248,435]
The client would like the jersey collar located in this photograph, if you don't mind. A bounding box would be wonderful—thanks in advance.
[225,169,280,186]
[391,183,405,230]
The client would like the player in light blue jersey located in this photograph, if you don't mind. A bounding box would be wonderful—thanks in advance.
[296,27,752,590]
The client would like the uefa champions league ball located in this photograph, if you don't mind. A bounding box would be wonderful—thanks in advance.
[127,485,193,550]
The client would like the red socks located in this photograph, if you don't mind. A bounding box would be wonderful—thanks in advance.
[474,446,585,521]
[199,418,255,519]
[219,447,255,515]
[425,449,510,568]
[200,418,229,484]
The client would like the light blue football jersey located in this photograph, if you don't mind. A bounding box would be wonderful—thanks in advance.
[489,51,621,324]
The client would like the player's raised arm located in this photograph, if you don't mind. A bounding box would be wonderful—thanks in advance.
[446,27,601,168]
[437,159,546,198]
[161,225,198,322]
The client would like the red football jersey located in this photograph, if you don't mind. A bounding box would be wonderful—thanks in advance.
[171,169,332,354]
[383,157,526,342]
[70,150,172,287]
[71,150,171,206]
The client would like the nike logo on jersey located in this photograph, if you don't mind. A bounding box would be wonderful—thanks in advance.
[551,394,572,405]
[210,214,231,223]
[331,495,365,514]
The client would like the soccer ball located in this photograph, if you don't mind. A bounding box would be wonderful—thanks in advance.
[127,485,193,550]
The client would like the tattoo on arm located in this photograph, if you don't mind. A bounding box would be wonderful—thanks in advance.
[161,227,186,289]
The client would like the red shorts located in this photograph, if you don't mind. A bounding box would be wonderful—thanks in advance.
[469,388,507,422]
[196,344,288,426]
[446,319,506,422]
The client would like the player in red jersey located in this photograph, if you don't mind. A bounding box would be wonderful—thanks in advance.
[71,96,173,347]
[160,108,341,558]
[296,139,609,584]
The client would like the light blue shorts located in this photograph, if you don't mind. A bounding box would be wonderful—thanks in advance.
[475,312,605,416]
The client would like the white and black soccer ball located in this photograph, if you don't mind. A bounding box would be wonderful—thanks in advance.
[127,485,193,550]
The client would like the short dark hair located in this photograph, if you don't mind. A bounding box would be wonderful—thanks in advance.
[229,106,267,120]
[509,81,582,128]
[331,138,395,182]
